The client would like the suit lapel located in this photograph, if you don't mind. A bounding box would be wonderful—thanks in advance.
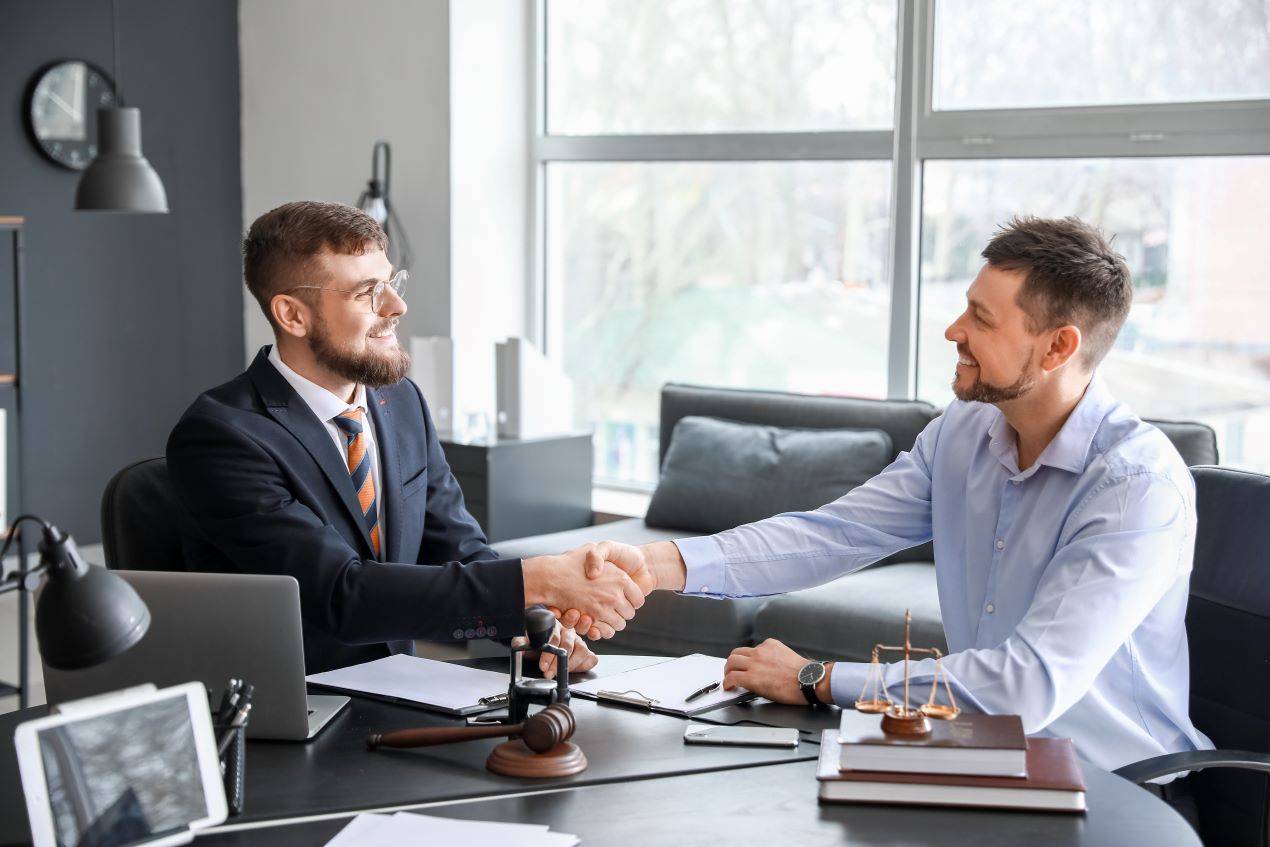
[367,387,404,563]
[248,349,376,554]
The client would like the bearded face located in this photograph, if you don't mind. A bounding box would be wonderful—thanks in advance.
[308,309,411,388]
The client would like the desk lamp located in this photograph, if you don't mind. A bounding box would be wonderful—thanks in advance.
[0,515,151,704]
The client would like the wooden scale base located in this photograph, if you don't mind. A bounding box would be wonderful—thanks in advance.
[486,740,588,778]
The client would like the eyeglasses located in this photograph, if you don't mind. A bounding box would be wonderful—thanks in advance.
[285,269,408,312]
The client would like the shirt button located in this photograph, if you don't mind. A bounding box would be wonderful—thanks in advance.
[1012,479,1021,485]
[995,539,1005,550]
[986,603,995,614]
[700,585,710,593]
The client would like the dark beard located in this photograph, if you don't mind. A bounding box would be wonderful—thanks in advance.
[309,315,411,388]
[952,351,1036,404]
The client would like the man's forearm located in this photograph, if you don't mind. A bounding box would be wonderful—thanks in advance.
[642,541,688,591]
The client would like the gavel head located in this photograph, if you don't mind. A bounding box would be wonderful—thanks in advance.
[524,607,557,650]
[519,704,576,753]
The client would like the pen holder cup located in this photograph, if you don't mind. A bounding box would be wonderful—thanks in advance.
[214,723,246,817]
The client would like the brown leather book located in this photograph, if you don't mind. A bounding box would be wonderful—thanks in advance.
[819,730,1087,812]
[838,709,1028,776]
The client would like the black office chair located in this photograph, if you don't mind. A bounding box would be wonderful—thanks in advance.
[100,456,188,572]
[1114,466,1270,847]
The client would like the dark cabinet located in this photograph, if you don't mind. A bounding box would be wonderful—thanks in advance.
[439,432,594,543]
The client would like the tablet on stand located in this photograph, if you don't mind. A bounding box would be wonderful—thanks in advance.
[14,681,228,847]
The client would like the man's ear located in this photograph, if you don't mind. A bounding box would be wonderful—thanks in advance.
[271,294,311,339]
[1042,325,1082,373]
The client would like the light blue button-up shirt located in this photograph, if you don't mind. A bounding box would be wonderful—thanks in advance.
[675,375,1213,773]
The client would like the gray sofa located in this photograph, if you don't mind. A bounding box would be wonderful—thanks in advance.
[494,383,1219,663]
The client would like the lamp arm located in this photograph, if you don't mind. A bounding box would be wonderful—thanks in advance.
[385,200,414,270]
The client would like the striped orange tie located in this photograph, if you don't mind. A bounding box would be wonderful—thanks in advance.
[332,409,380,557]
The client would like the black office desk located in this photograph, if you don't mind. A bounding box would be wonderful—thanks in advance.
[199,758,1199,847]
[0,656,1201,846]
[0,656,810,844]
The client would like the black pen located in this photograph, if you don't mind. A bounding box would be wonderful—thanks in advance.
[685,681,720,703]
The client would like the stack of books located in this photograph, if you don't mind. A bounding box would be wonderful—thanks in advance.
[817,710,1086,812]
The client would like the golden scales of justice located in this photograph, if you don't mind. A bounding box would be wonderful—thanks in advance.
[855,608,960,736]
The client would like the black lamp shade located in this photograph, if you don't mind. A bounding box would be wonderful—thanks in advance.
[75,107,169,213]
[35,563,151,670]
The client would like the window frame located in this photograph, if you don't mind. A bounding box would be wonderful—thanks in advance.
[531,0,1270,470]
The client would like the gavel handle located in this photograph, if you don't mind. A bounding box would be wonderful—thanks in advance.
[368,722,524,749]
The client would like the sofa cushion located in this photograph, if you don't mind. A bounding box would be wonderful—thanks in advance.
[645,416,893,534]
[660,383,939,460]
[752,562,946,664]
[493,518,767,657]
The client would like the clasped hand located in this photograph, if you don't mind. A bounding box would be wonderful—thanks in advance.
[548,543,655,642]
[523,542,656,641]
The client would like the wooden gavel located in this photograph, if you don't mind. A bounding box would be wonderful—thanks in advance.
[367,703,576,754]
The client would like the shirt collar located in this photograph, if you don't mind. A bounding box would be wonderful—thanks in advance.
[985,371,1117,477]
[267,345,367,423]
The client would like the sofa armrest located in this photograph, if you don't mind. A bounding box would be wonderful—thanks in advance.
[1113,749,1270,785]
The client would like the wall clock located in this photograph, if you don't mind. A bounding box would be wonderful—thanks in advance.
[26,61,117,171]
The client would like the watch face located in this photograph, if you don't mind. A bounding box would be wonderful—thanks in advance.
[28,61,117,170]
[798,662,825,686]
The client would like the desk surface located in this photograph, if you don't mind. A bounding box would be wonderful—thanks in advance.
[199,757,1199,847]
[1,656,1200,847]
[0,656,809,844]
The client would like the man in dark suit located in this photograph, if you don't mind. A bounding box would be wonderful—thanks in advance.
[168,201,648,674]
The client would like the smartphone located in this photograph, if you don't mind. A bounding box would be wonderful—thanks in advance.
[683,724,800,748]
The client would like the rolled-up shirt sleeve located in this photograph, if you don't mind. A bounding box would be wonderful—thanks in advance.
[831,470,1192,733]
[676,415,942,599]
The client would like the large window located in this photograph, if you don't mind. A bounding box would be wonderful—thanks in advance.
[536,0,1270,486]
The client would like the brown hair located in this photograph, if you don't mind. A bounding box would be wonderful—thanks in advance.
[982,216,1132,367]
[243,201,388,327]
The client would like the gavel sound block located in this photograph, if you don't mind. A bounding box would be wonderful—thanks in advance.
[366,703,587,778]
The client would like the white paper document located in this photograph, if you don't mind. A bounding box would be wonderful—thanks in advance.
[305,654,509,715]
[570,653,753,716]
[324,812,579,847]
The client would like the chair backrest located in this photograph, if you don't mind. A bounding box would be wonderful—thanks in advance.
[100,457,188,571]
[1187,465,1270,846]
[1146,419,1219,466]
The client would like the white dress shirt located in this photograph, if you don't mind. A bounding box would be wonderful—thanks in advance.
[268,346,385,547]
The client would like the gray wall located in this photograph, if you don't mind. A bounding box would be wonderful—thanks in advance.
[239,0,453,359]
[0,0,244,542]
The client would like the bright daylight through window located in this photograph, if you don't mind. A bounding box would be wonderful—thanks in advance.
[539,0,1270,488]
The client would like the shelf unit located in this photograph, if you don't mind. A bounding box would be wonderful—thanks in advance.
[0,216,26,703]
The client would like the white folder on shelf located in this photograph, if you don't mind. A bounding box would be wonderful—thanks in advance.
[569,653,754,717]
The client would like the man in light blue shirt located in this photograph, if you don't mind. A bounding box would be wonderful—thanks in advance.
[568,216,1212,778]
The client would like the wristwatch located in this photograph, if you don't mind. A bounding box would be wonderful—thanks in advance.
[798,660,829,706]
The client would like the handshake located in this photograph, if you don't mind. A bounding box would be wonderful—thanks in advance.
[521,541,666,641]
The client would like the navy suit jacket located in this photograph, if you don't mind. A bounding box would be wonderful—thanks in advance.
[167,346,526,673]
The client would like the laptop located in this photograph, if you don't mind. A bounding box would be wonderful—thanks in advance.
[42,571,348,741]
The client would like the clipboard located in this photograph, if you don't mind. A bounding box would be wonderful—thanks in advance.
[569,653,757,717]
[305,654,510,716]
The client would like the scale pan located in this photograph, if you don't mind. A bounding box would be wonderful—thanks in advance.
[920,703,960,720]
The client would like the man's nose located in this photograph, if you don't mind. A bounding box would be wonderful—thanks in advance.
[379,286,407,318]
[945,318,965,344]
